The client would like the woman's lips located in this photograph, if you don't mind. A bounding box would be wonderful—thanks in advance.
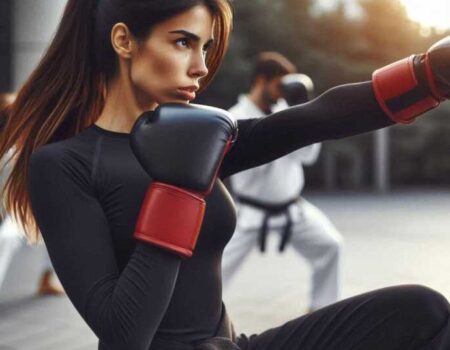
[176,88,196,101]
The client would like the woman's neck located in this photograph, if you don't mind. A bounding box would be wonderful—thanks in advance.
[96,77,158,133]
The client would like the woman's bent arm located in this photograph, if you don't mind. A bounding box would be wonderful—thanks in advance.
[28,146,180,350]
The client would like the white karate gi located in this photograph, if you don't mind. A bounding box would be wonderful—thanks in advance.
[222,95,343,310]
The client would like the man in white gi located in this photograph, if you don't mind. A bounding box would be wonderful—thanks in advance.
[222,52,343,311]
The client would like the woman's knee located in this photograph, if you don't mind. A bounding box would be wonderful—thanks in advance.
[386,285,449,332]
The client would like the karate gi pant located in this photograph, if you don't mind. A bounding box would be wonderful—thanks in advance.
[222,199,343,310]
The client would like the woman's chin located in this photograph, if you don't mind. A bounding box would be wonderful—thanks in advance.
[163,99,191,105]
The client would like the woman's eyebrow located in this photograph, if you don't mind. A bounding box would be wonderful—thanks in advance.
[169,30,214,44]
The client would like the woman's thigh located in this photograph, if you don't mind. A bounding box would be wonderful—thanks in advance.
[237,285,450,350]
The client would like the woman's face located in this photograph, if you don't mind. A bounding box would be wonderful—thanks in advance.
[129,5,214,106]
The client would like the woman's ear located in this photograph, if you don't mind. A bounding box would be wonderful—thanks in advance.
[111,23,135,59]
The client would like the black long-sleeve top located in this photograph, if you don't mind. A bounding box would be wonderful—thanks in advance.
[28,82,393,349]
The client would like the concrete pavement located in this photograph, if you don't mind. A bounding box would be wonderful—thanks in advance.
[1,190,450,348]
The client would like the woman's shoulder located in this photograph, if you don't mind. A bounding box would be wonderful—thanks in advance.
[30,140,73,167]
[32,131,89,162]
[30,128,100,181]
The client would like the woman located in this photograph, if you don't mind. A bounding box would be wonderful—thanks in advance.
[1,0,449,349]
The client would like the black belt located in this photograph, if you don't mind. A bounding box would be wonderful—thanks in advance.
[236,195,298,253]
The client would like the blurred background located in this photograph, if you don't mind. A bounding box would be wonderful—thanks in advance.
[1,0,450,192]
[1,0,450,348]
[197,0,450,192]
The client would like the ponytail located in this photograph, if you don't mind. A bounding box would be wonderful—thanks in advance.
[0,0,105,241]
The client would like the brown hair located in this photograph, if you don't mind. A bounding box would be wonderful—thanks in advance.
[0,0,233,241]
[251,51,297,85]
[0,93,16,130]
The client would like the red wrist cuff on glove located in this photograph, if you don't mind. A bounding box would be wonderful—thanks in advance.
[372,55,442,124]
[133,182,206,258]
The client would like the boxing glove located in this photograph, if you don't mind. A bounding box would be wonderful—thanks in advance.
[130,103,237,257]
[281,73,314,106]
[373,35,450,123]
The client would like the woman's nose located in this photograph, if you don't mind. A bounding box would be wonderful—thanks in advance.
[189,52,209,78]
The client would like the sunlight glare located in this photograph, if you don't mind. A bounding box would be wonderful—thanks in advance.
[400,0,450,30]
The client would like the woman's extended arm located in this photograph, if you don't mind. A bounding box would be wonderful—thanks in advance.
[221,81,392,178]
[222,36,450,178]
[28,147,180,350]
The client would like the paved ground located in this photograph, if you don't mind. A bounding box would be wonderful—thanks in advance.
[1,190,450,349]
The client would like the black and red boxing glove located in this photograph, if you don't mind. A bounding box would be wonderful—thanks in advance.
[130,103,237,257]
[373,35,450,123]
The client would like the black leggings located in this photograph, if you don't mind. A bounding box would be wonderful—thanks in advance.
[236,285,450,350]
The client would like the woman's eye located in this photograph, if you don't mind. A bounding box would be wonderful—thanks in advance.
[202,43,212,56]
[176,38,189,48]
